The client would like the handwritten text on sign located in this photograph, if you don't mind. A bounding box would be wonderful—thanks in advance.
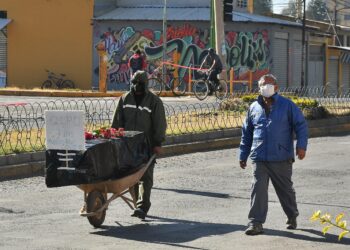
[45,110,85,150]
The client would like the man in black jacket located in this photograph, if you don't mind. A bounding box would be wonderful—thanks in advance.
[199,48,223,95]
[112,70,167,219]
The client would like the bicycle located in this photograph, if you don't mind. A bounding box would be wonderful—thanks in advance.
[193,70,228,101]
[41,69,75,89]
[148,64,187,96]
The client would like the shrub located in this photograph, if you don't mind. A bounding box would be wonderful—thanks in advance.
[291,97,318,108]
[219,98,249,112]
[302,106,330,120]
[241,94,258,103]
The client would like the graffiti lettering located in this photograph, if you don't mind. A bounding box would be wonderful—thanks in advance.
[226,31,269,72]
[101,27,135,55]
[94,25,271,89]
[167,24,197,40]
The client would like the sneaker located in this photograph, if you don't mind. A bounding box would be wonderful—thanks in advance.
[245,223,264,235]
[130,208,146,220]
[286,217,297,230]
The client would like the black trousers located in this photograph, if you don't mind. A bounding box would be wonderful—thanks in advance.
[208,69,222,85]
[132,162,155,213]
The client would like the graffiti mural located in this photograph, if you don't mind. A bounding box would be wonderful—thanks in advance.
[225,30,270,81]
[94,24,271,89]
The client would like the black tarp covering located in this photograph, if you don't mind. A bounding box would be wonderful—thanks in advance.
[45,131,151,188]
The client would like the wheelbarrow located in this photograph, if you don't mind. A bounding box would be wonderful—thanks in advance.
[78,154,156,227]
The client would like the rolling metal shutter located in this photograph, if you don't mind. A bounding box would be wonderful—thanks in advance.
[307,45,324,88]
[273,38,288,89]
[0,28,7,87]
[0,28,6,69]
[328,59,338,95]
[342,63,350,95]
[307,61,324,89]
[291,40,302,87]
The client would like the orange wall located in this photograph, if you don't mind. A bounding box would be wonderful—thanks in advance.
[1,0,94,89]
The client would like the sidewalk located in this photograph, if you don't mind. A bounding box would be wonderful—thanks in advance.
[0,88,178,97]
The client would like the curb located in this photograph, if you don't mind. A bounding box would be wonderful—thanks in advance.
[0,161,44,179]
[0,89,181,98]
[0,118,350,180]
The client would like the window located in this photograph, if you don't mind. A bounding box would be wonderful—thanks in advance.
[347,36,350,47]
[237,0,247,8]
[309,45,324,61]
[336,34,344,46]
[0,11,7,19]
[344,14,350,21]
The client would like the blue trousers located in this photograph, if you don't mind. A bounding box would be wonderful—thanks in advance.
[248,161,299,225]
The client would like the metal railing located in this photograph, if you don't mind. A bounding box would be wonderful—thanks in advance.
[0,87,350,155]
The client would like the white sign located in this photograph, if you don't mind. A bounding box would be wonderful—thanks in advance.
[45,110,85,150]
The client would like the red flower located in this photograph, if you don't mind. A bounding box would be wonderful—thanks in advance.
[85,131,94,140]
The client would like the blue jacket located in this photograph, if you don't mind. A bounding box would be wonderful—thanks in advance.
[239,93,308,162]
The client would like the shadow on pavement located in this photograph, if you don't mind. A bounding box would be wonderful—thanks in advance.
[264,228,350,245]
[91,215,245,249]
[153,187,230,199]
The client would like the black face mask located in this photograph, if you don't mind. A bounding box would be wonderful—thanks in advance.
[131,82,146,94]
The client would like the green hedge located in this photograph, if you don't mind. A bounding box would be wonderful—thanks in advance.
[221,94,328,119]
[239,94,319,109]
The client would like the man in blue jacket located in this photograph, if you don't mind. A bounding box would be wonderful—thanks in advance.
[239,74,308,235]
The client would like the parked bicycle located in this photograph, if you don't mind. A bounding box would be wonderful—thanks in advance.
[41,69,75,89]
[193,70,228,100]
[148,64,187,96]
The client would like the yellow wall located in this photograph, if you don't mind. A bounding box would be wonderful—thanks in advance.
[1,0,94,89]
[248,0,253,14]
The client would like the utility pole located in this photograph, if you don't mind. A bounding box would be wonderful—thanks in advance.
[301,0,306,87]
[334,0,337,30]
[210,0,216,48]
[214,0,227,80]
[296,0,303,21]
[162,0,167,84]
[334,0,338,45]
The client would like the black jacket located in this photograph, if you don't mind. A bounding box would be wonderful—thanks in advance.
[111,90,167,148]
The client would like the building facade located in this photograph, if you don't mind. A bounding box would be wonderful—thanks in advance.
[92,0,307,90]
[1,0,345,93]
[327,0,350,27]
[0,0,94,89]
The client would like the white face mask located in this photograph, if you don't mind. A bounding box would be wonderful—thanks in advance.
[259,84,275,98]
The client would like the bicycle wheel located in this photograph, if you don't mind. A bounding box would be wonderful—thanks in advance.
[193,80,209,100]
[170,77,187,96]
[41,80,53,89]
[215,80,228,100]
[148,77,162,96]
[61,80,75,89]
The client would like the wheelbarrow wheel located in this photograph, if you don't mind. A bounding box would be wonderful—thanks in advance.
[86,191,106,228]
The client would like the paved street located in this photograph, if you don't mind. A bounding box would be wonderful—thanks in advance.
[1,135,350,249]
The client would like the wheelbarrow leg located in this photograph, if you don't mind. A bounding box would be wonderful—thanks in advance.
[80,191,88,214]
[129,187,137,208]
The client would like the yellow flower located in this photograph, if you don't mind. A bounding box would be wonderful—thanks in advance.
[310,210,321,221]
[338,230,349,241]
[336,213,344,224]
[338,220,347,230]
[322,225,332,235]
[320,213,331,224]
[322,213,331,220]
